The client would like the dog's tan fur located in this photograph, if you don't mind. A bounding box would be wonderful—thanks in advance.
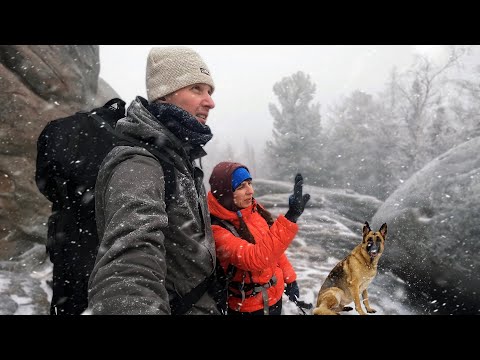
[313,222,387,315]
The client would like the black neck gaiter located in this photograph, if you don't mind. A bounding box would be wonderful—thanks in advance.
[147,102,213,147]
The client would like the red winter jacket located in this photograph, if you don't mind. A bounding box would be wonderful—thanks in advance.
[207,192,298,313]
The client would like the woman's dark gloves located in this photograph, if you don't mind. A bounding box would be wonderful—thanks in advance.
[284,281,300,302]
[284,281,313,311]
[285,173,310,223]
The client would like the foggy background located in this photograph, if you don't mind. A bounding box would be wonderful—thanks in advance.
[100,45,451,151]
[100,45,480,197]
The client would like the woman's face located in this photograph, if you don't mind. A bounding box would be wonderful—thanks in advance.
[233,180,254,209]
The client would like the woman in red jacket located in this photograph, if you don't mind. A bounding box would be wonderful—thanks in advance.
[208,162,310,315]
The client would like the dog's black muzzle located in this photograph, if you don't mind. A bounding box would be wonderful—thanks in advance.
[367,242,379,258]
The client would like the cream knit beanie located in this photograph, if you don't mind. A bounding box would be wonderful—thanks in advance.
[146,46,215,102]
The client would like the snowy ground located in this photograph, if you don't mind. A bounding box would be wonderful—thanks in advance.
[0,244,51,315]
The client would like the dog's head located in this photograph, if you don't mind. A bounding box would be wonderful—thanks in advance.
[362,221,387,261]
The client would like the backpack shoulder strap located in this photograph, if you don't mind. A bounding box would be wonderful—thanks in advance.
[210,216,240,280]
[170,216,240,315]
[210,216,240,238]
[88,111,176,206]
[169,274,216,315]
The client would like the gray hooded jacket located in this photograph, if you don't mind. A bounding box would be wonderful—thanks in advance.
[88,97,218,315]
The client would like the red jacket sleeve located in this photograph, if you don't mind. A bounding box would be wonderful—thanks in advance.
[213,214,298,272]
[278,253,297,284]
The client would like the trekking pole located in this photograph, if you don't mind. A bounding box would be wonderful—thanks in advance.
[291,298,313,315]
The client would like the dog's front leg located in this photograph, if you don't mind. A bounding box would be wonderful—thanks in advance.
[352,285,366,315]
[362,289,376,313]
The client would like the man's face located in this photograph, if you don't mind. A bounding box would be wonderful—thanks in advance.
[164,83,215,125]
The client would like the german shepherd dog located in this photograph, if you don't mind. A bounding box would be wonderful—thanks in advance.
[313,222,387,315]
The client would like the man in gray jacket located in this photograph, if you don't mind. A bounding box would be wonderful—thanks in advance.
[88,46,219,314]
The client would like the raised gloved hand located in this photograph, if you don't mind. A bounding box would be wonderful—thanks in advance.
[284,280,300,302]
[285,173,310,223]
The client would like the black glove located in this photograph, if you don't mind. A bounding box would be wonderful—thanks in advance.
[295,300,313,310]
[285,173,310,223]
[284,281,300,302]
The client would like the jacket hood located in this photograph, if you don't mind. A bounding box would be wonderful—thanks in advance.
[209,161,250,211]
[207,191,258,223]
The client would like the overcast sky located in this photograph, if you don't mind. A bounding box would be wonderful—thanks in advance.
[99,45,451,150]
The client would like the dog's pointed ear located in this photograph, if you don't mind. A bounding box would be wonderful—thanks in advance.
[379,223,387,240]
[363,221,371,238]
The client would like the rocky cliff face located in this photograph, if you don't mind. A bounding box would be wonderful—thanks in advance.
[0,45,118,262]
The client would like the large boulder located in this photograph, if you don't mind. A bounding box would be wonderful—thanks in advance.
[372,137,480,314]
[0,45,119,261]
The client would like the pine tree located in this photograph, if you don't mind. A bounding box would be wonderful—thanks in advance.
[392,46,468,171]
[322,90,394,199]
[266,71,323,184]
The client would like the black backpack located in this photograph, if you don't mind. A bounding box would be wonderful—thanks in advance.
[36,98,224,315]
[36,98,128,315]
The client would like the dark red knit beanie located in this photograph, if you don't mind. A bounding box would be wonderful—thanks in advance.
[209,161,250,211]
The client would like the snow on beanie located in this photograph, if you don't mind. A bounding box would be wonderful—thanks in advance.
[146,46,215,102]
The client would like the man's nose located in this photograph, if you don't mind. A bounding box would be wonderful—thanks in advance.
[202,93,215,109]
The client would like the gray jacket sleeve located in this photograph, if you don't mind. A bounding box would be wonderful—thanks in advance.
[88,154,170,314]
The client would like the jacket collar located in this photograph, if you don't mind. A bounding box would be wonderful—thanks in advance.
[207,191,257,222]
